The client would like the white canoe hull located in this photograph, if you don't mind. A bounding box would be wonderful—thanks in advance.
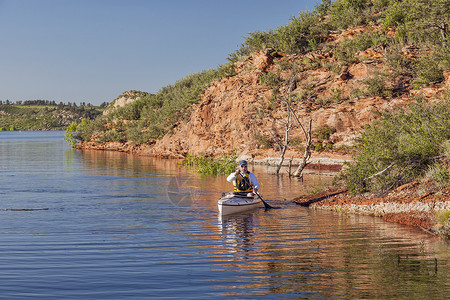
[218,194,262,215]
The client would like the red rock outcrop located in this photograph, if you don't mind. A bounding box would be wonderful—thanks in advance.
[80,25,448,165]
[149,48,417,159]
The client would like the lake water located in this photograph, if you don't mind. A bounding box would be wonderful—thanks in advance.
[0,131,448,299]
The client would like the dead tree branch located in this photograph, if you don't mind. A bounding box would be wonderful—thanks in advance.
[266,70,313,178]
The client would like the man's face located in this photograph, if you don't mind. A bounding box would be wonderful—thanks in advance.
[239,164,247,172]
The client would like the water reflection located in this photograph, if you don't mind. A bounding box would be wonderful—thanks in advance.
[1,132,448,299]
[218,211,259,260]
[72,149,449,298]
[74,149,336,204]
[208,207,450,298]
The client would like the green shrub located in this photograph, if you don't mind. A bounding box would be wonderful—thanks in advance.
[380,0,450,47]
[259,72,282,87]
[412,50,449,88]
[182,153,238,175]
[327,0,373,31]
[341,98,450,194]
[425,162,450,186]
[276,11,318,54]
[385,45,415,76]
[381,1,407,28]
[254,132,272,149]
[436,210,450,226]
[331,88,345,103]
[442,140,450,157]
[97,129,127,143]
[360,72,392,98]
[64,121,79,147]
[314,125,336,140]
[335,31,392,65]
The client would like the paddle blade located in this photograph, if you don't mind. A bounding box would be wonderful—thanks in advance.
[256,192,273,209]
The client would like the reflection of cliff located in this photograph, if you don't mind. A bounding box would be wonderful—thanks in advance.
[74,149,181,176]
[216,208,447,298]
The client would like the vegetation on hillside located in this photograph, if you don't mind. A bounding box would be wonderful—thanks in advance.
[0,101,103,131]
[67,0,450,194]
[340,96,450,194]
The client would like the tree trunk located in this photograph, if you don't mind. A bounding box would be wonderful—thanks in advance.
[293,119,312,177]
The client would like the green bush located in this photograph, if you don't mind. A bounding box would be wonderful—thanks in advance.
[314,125,336,140]
[385,45,415,76]
[327,0,373,31]
[382,0,450,46]
[97,129,127,143]
[64,121,79,147]
[254,132,272,149]
[335,31,392,65]
[259,72,282,87]
[381,1,407,28]
[442,140,450,157]
[360,72,392,98]
[341,98,450,194]
[436,210,450,226]
[182,153,238,175]
[412,50,449,87]
[425,162,450,186]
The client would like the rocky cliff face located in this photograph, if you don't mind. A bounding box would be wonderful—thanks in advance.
[150,27,449,160]
[83,26,450,163]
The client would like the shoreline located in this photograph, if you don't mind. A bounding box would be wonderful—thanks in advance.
[294,185,450,239]
[75,141,351,171]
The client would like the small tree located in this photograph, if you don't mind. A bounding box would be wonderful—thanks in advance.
[64,121,79,147]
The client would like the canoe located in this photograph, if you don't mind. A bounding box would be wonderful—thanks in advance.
[218,193,262,215]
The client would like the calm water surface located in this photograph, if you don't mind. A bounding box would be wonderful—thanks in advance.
[0,131,448,299]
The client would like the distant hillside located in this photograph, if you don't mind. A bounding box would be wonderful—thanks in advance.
[0,102,104,131]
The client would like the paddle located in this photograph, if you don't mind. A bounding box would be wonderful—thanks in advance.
[241,175,273,210]
[255,191,273,210]
[242,177,273,210]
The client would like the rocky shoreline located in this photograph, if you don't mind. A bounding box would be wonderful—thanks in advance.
[295,183,450,239]
[76,141,350,170]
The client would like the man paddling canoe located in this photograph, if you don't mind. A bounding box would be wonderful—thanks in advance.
[226,160,260,197]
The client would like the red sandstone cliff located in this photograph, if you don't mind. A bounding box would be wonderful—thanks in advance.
[79,26,450,164]
[149,29,449,160]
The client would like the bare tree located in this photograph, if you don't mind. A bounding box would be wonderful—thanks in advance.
[291,117,312,178]
[268,75,313,177]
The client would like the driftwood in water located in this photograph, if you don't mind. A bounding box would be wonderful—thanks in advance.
[3,208,49,211]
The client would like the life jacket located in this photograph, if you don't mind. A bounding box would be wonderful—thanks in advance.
[234,172,253,193]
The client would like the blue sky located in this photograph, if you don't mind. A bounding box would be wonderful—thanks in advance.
[1,0,321,105]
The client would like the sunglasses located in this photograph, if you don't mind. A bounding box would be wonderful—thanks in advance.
[240,165,247,168]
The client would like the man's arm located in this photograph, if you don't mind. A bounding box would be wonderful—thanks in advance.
[249,173,259,191]
[227,172,237,182]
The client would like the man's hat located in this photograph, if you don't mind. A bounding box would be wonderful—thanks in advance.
[239,160,247,166]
